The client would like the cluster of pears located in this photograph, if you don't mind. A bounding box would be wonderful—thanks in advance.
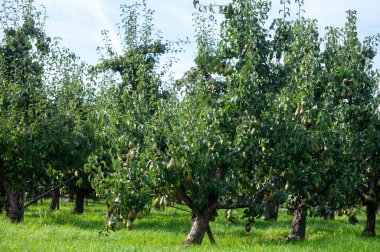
[294,101,305,116]
[154,196,172,209]
[167,157,182,170]
[213,61,234,76]
[250,118,260,136]
[120,209,144,231]
[105,207,144,232]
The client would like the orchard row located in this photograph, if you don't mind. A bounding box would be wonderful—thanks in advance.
[0,0,379,247]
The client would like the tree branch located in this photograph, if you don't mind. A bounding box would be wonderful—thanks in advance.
[24,176,77,209]
[211,177,276,211]
[174,184,193,209]
[206,224,216,244]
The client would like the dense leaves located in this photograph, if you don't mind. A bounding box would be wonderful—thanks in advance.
[1,0,380,247]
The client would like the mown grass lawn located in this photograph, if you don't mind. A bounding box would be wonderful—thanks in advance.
[0,200,379,251]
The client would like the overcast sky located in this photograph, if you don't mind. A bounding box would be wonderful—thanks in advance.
[34,0,380,78]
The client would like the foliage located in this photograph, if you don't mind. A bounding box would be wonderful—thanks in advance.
[85,0,177,227]
[1,0,380,246]
[0,0,53,191]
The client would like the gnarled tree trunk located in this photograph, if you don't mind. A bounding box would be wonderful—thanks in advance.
[182,211,214,247]
[264,199,278,221]
[50,188,60,211]
[288,200,306,240]
[362,202,377,236]
[73,189,85,214]
[3,180,24,222]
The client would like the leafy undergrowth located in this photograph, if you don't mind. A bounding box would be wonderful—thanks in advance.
[0,200,379,251]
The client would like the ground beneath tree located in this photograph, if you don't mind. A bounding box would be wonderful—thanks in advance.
[0,200,379,251]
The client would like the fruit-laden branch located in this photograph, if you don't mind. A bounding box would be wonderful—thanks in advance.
[211,177,277,211]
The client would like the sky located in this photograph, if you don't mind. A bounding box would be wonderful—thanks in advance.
[33,0,380,79]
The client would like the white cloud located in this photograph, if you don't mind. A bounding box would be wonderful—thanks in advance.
[35,0,122,62]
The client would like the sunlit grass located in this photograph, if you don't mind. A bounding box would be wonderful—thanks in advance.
[0,200,379,251]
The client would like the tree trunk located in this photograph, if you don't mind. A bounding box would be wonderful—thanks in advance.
[105,201,112,219]
[0,185,4,214]
[362,203,377,236]
[3,180,24,222]
[264,199,278,221]
[322,208,335,220]
[50,188,60,211]
[182,212,213,247]
[73,189,85,214]
[64,193,73,203]
[328,208,335,220]
[288,200,306,240]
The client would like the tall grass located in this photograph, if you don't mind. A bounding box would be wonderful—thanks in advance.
[0,200,379,251]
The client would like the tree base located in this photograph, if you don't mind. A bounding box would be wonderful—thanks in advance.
[288,234,304,241]
[182,212,214,246]
[3,181,24,222]
[362,230,376,237]
[288,199,306,240]
[50,188,60,211]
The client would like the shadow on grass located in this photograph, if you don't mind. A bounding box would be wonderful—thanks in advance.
[25,202,190,233]
[22,201,380,249]
[24,201,106,230]
[136,216,190,234]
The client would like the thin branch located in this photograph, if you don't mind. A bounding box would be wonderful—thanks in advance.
[174,184,193,209]
[206,224,216,244]
[24,176,77,209]
[360,155,373,165]
[170,204,191,213]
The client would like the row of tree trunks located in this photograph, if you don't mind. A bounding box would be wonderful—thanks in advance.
[3,180,376,242]
[287,200,378,240]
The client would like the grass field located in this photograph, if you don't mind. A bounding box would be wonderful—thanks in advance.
[0,200,379,251]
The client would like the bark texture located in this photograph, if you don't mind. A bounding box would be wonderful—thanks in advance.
[288,200,306,240]
[362,203,377,236]
[3,180,24,222]
[182,212,211,247]
[73,189,85,214]
[50,188,60,211]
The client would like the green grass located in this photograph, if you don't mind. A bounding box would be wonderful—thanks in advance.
[1,200,379,251]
